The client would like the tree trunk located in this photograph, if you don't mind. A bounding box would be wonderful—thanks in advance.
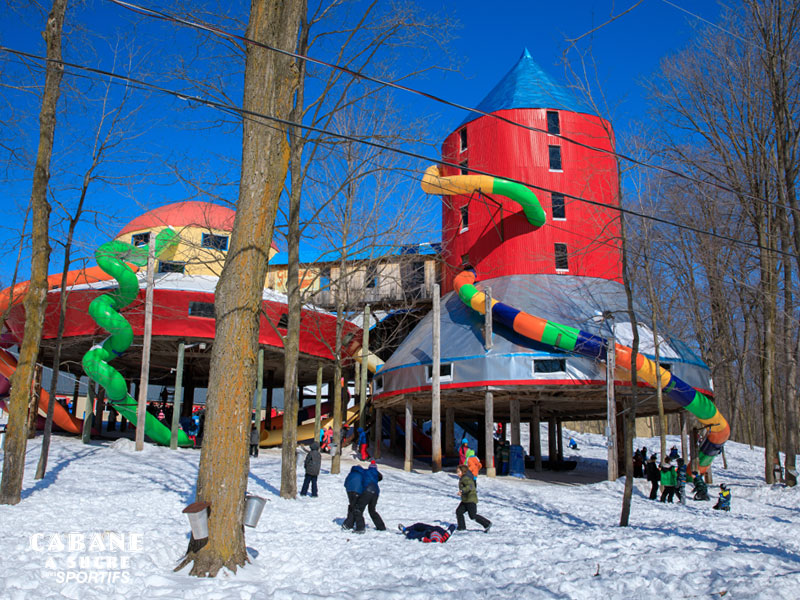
[180,0,302,577]
[280,7,309,499]
[0,0,65,505]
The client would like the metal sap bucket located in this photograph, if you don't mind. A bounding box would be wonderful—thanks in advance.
[329,442,338,456]
[244,494,267,528]
[183,501,210,540]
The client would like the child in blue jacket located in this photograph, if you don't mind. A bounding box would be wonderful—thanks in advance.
[713,483,731,511]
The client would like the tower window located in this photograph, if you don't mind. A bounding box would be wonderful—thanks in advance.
[277,313,289,329]
[552,193,566,220]
[546,111,560,135]
[554,243,569,271]
[460,159,469,175]
[548,146,563,171]
[459,128,468,152]
[460,205,469,232]
[131,232,150,247]
[201,233,228,251]
[461,253,470,268]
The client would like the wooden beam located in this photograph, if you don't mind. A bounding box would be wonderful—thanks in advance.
[510,397,521,446]
[404,398,413,472]
[531,403,542,472]
[485,390,496,477]
[431,284,441,472]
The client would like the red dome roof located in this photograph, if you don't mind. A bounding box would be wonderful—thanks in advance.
[118,201,235,237]
[117,201,279,250]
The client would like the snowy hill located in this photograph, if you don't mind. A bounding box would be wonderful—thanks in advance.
[0,428,798,599]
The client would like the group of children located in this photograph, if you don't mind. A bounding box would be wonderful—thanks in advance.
[643,448,730,511]
[331,438,493,541]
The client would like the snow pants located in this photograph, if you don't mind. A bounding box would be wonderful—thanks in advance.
[300,474,318,497]
[456,502,491,530]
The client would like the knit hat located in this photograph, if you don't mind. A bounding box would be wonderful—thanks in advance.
[461,438,468,445]
[369,460,377,469]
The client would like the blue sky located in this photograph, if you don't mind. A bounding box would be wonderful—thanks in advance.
[0,0,724,285]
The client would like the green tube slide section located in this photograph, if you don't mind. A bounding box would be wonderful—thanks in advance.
[82,229,192,447]
[492,178,546,228]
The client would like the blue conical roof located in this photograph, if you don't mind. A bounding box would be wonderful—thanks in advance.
[459,49,585,127]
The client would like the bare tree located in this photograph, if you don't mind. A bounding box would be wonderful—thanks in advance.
[0,0,66,506]
[178,0,303,578]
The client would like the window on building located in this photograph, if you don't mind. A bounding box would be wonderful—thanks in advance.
[365,264,378,288]
[158,261,185,274]
[277,313,288,329]
[551,192,566,220]
[460,205,469,232]
[533,358,566,374]
[374,376,384,393]
[188,302,215,319]
[554,243,569,271]
[459,128,468,151]
[549,145,563,171]
[404,261,425,289]
[319,267,331,290]
[131,232,150,247]
[460,159,469,175]
[201,233,228,251]
[426,363,453,382]
[546,111,560,135]
[461,253,470,268]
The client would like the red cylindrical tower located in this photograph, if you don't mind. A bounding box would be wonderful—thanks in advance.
[438,50,622,293]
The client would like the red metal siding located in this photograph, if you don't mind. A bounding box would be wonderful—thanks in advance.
[4,288,357,362]
[440,108,622,293]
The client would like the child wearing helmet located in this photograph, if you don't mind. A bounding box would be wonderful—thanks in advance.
[713,483,731,511]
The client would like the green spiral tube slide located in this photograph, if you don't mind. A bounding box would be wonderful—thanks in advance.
[82,228,192,447]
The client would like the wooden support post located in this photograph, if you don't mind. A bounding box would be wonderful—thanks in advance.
[70,377,80,416]
[679,411,688,460]
[136,233,156,452]
[556,420,564,461]
[445,407,455,457]
[359,305,370,430]
[389,414,397,453]
[82,379,95,444]
[510,398,521,446]
[404,399,413,472]
[253,347,264,427]
[531,404,542,472]
[548,417,557,465]
[485,390,496,477]
[170,341,185,450]
[265,370,274,429]
[95,387,105,433]
[690,427,700,475]
[373,406,382,459]
[431,284,442,472]
[484,287,493,350]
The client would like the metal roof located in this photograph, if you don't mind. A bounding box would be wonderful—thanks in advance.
[458,48,586,128]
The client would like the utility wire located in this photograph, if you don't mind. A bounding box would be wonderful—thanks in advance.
[0,44,797,262]
[107,0,793,216]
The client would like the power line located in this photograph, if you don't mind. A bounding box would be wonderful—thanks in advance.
[0,44,797,262]
[107,0,791,216]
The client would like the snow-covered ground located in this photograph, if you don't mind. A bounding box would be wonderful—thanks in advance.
[0,426,798,599]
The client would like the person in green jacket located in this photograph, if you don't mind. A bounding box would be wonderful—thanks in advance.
[660,459,678,503]
[455,465,492,532]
